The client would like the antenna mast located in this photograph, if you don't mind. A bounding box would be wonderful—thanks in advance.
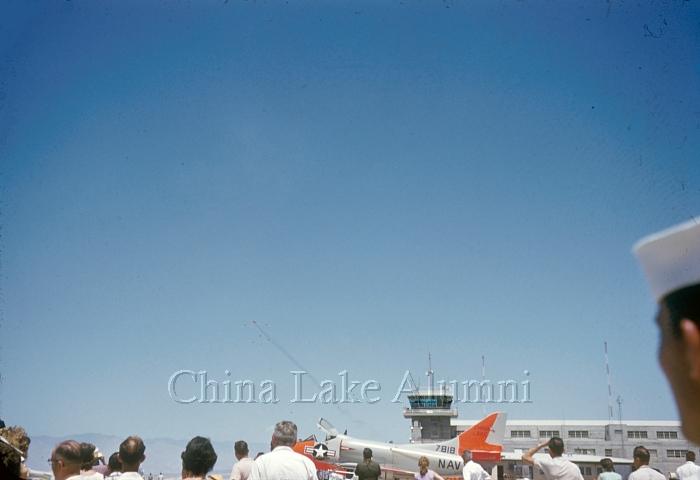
[617,395,625,456]
[427,352,434,394]
[604,341,614,422]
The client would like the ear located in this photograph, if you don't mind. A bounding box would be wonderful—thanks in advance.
[680,319,700,381]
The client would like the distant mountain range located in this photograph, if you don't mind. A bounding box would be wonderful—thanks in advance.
[26,433,269,476]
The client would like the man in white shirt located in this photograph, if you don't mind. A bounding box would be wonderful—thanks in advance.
[117,436,146,480]
[521,437,583,480]
[676,451,700,480]
[50,440,83,480]
[462,450,491,480]
[628,447,665,480]
[249,421,316,480]
[230,440,254,480]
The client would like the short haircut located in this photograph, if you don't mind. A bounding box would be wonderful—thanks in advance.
[664,284,700,337]
[234,441,248,456]
[272,421,297,447]
[55,440,82,464]
[687,451,696,462]
[108,452,121,472]
[633,446,650,463]
[600,458,614,471]
[80,442,97,469]
[119,436,146,465]
[363,448,372,459]
[182,437,218,476]
[548,437,564,456]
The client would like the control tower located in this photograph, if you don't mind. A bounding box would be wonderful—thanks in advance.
[403,356,458,442]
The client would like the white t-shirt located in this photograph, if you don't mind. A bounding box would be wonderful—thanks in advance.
[231,457,255,480]
[117,472,144,480]
[677,462,700,480]
[629,466,666,480]
[463,460,491,480]
[249,446,317,480]
[534,456,584,480]
[80,472,105,480]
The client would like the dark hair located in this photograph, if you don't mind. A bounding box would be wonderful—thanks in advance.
[687,451,696,462]
[363,448,372,459]
[600,458,614,472]
[108,452,122,472]
[119,436,146,465]
[664,284,700,337]
[80,442,97,469]
[234,441,248,456]
[0,441,21,479]
[548,437,564,456]
[633,446,650,463]
[182,437,217,476]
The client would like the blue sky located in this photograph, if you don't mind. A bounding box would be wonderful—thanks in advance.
[1,0,699,451]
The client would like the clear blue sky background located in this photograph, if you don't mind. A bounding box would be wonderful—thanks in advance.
[1,0,699,448]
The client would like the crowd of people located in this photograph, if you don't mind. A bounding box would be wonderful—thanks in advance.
[1,220,698,480]
[1,419,699,480]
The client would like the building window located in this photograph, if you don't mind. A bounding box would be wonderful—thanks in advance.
[568,430,589,438]
[649,450,658,458]
[574,448,596,455]
[657,431,679,439]
[540,430,560,438]
[605,449,613,457]
[511,430,531,438]
[627,431,648,439]
[667,450,687,458]
[579,467,592,476]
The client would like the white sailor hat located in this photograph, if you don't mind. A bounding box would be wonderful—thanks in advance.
[633,217,700,302]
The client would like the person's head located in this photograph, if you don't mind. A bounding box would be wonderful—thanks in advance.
[363,448,373,460]
[686,451,696,462]
[0,427,31,458]
[635,220,700,443]
[633,446,650,469]
[50,440,82,480]
[118,436,146,472]
[462,450,472,462]
[271,421,297,449]
[234,440,249,460]
[0,441,23,480]
[181,436,217,477]
[79,442,97,470]
[547,437,564,457]
[106,452,121,475]
[600,458,614,472]
[418,456,429,474]
[656,285,700,443]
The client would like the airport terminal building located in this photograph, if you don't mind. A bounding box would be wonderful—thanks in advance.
[403,390,697,477]
[454,419,692,477]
